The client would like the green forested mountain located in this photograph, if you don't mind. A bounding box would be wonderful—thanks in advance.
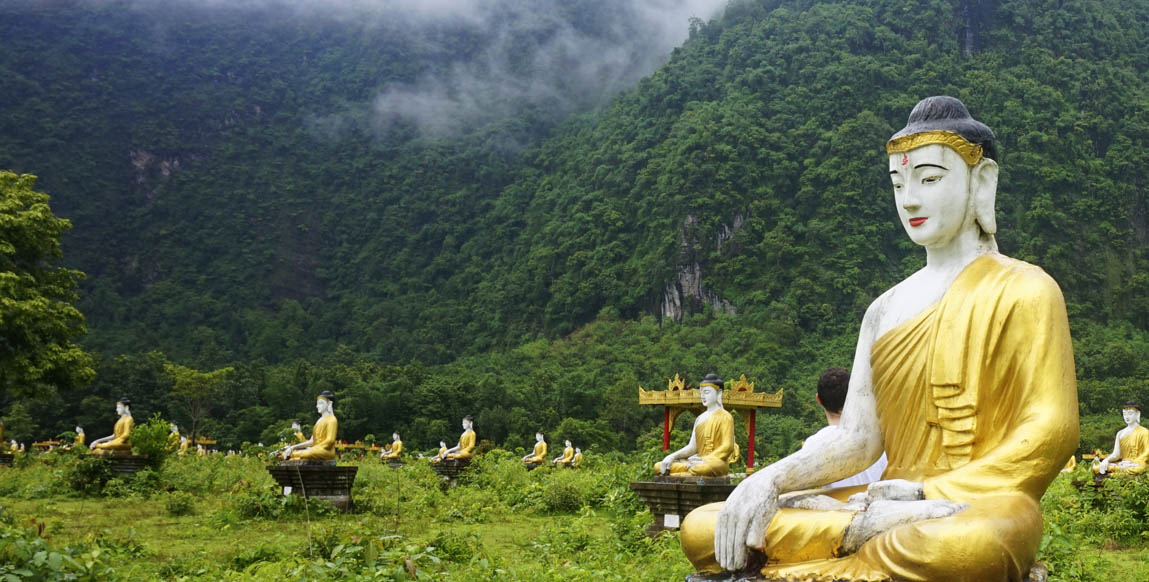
[1,0,1148,452]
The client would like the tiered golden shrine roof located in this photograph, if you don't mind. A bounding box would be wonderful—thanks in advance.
[638,374,783,409]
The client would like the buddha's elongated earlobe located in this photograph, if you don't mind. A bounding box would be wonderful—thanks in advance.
[971,158,998,235]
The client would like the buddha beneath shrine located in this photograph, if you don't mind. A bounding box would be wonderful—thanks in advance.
[655,374,736,478]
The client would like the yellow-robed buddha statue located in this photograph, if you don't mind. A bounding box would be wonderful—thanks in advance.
[1094,401,1149,476]
[681,96,1078,582]
[522,432,547,466]
[178,436,189,456]
[279,391,338,461]
[90,398,135,455]
[382,432,404,460]
[73,426,85,447]
[444,415,476,460]
[553,440,575,467]
[572,447,583,468]
[655,375,737,477]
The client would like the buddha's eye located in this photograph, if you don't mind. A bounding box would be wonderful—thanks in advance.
[922,175,942,184]
[892,182,903,191]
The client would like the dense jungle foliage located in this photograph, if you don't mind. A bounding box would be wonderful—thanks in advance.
[1,0,1148,457]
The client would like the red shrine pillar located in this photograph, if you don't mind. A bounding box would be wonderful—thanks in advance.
[747,409,757,469]
[663,407,671,450]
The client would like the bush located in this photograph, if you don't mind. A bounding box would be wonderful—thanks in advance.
[166,491,197,516]
[0,521,116,581]
[541,477,584,513]
[130,413,175,470]
[62,455,115,495]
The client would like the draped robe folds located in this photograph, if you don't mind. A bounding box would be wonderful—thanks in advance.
[384,440,403,459]
[681,254,1079,581]
[555,446,574,466]
[290,415,338,461]
[1101,425,1149,475]
[92,416,134,454]
[525,441,547,463]
[448,429,476,460]
[663,407,737,477]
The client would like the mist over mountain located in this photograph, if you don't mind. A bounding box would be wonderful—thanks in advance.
[2,0,1149,450]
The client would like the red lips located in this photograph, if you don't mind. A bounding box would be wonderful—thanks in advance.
[909,217,927,227]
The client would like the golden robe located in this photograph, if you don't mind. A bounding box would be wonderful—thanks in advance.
[74,433,85,447]
[290,415,338,461]
[573,452,583,467]
[525,441,547,464]
[1095,425,1149,475]
[555,446,574,466]
[447,429,475,460]
[383,440,403,460]
[92,416,134,454]
[658,408,736,477]
[682,254,1078,581]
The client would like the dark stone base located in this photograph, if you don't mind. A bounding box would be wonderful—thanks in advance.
[431,458,471,480]
[385,459,405,468]
[630,478,736,536]
[94,454,149,477]
[266,464,359,512]
[524,461,542,471]
[0,453,13,467]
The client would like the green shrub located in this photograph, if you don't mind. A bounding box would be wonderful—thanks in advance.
[62,454,115,495]
[166,491,197,516]
[428,530,481,563]
[0,521,116,581]
[130,413,175,470]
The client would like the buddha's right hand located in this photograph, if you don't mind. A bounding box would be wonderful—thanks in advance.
[715,472,778,571]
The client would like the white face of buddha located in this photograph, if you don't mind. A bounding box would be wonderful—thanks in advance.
[115,402,127,415]
[316,398,330,414]
[889,144,976,248]
[440,441,446,448]
[393,432,400,441]
[565,440,571,447]
[463,418,472,430]
[75,426,83,434]
[536,433,544,442]
[700,385,719,407]
[1123,407,1140,424]
[576,448,581,453]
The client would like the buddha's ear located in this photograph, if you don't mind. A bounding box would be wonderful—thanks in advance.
[971,158,999,235]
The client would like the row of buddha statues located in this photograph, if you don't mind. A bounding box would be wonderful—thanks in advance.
[521,433,583,468]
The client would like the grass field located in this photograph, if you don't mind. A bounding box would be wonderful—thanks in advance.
[2,450,1147,581]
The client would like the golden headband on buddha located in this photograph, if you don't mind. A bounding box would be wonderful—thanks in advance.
[700,381,722,390]
[886,130,984,166]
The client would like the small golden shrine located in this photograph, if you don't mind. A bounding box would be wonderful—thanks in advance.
[639,373,783,469]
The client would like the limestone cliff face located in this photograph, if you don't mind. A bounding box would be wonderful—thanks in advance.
[660,213,738,322]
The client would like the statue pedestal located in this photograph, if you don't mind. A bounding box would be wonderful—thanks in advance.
[431,458,470,481]
[524,461,542,471]
[266,462,359,512]
[629,476,736,536]
[0,453,13,467]
[385,459,405,469]
[95,453,149,477]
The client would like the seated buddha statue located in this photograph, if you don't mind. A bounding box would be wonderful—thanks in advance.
[655,374,737,478]
[178,435,189,456]
[430,440,448,463]
[382,432,404,461]
[443,415,476,461]
[291,420,307,443]
[73,426,85,448]
[279,391,338,462]
[168,423,181,452]
[90,397,135,455]
[522,432,547,467]
[572,447,583,468]
[553,439,575,467]
[681,96,1078,582]
[1094,401,1149,476]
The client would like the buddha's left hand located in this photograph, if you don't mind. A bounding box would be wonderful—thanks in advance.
[715,471,779,571]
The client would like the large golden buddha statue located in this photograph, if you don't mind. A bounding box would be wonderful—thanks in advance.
[655,374,737,478]
[278,391,338,461]
[1094,401,1149,476]
[444,415,476,460]
[522,431,547,467]
[90,397,135,455]
[382,432,404,461]
[681,96,1078,582]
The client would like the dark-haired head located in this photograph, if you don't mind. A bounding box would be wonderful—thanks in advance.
[888,96,997,162]
[816,368,850,415]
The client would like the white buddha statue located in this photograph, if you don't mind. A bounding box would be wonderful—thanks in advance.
[522,432,547,466]
[1094,401,1149,476]
[279,391,338,461]
[89,397,134,455]
[681,96,1078,582]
